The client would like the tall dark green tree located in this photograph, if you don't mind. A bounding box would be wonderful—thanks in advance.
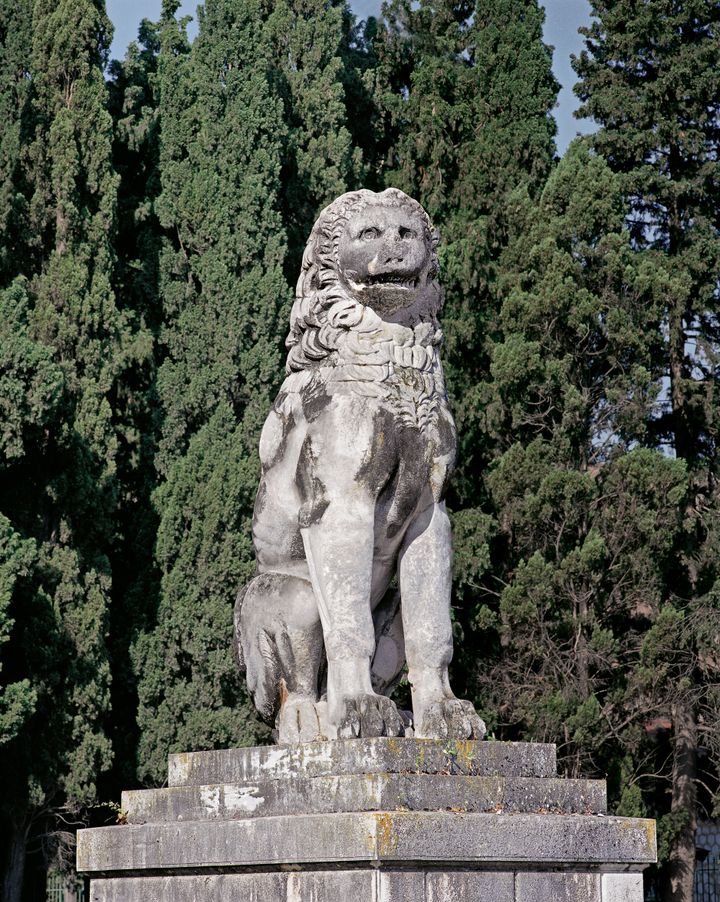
[133,0,291,784]
[268,0,364,275]
[0,0,132,897]
[575,5,720,899]
[0,0,32,285]
[0,278,66,901]
[469,142,682,778]
[106,15,165,788]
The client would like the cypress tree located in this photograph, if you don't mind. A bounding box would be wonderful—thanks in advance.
[268,0,364,276]
[0,0,127,895]
[338,9,385,191]
[106,16,165,787]
[473,143,684,783]
[109,18,163,331]
[575,5,720,898]
[0,279,64,739]
[0,0,32,285]
[134,0,290,783]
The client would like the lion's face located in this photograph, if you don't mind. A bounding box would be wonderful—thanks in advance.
[336,203,434,317]
[286,189,442,373]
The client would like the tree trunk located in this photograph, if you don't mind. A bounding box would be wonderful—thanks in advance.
[1,816,29,902]
[667,294,691,463]
[661,704,697,902]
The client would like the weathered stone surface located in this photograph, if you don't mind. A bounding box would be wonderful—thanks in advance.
[88,871,427,902]
[77,811,656,875]
[167,738,557,785]
[79,739,653,901]
[87,869,647,902]
[235,188,486,744]
[515,871,601,902]
[601,872,645,901]
[425,871,515,901]
[123,773,606,824]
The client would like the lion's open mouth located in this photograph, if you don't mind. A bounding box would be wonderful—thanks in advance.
[348,275,419,291]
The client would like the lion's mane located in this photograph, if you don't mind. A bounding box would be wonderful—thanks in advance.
[285,188,441,374]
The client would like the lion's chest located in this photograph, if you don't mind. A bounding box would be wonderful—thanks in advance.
[255,366,455,568]
[309,366,456,529]
[377,366,446,434]
[373,401,455,539]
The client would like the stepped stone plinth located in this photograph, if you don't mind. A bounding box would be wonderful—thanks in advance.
[77,738,655,901]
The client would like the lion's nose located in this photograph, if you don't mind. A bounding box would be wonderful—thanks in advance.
[382,235,405,262]
[368,251,403,273]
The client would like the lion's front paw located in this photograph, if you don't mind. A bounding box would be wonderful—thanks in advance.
[336,693,404,739]
[277,695,330,744]
[415,698,486,741]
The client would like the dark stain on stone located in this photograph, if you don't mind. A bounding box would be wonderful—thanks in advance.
[289,529,306,560]
[436,409,456,463]
[263,409,297,471]
[354,408,399,497]
[300,373,332,423]
[296,437,330,528]
[253,481,268,522]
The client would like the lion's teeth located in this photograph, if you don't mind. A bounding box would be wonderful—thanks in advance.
[350,274,418,289]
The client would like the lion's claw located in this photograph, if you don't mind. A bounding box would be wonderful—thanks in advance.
[277,696,330,744]
[416,698,486,741]
[337,693,404,738]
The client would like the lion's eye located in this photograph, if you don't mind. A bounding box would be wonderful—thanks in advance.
[399,227,417,239]
[360,227,380,240]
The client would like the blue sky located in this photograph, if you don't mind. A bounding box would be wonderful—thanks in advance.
[106,0,594,154]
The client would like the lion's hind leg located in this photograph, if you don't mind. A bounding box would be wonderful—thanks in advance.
[235,572,326,743]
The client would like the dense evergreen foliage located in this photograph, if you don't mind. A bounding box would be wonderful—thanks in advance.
[0,0,32,285]
[129,0,289,783]
[0,1,718,899]
[472,140,691,822]
[0,0,135,897]
[573,5,720,899]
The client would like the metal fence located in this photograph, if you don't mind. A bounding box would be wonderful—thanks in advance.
[46,871,86,902]
[695,861,720,902]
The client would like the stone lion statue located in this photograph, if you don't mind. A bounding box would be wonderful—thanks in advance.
[235,188,485,744]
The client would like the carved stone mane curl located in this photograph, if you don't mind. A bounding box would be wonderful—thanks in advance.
[285,188,440,374]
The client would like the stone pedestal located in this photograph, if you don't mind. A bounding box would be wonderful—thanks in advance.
[77,739,655,901]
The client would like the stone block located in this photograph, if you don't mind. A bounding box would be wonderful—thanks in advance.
[88,868,647,901]
[384,813,655,867]
[601,872,644,901]
[516,871,601,902]
[122,773,606,824]
[167,738,557,786]
[78,740,654,902]
[88,871,427,902]
[77,811,656,875]
[425,870,515,901]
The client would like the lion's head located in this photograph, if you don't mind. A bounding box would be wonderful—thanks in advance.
[286,189,442,373]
